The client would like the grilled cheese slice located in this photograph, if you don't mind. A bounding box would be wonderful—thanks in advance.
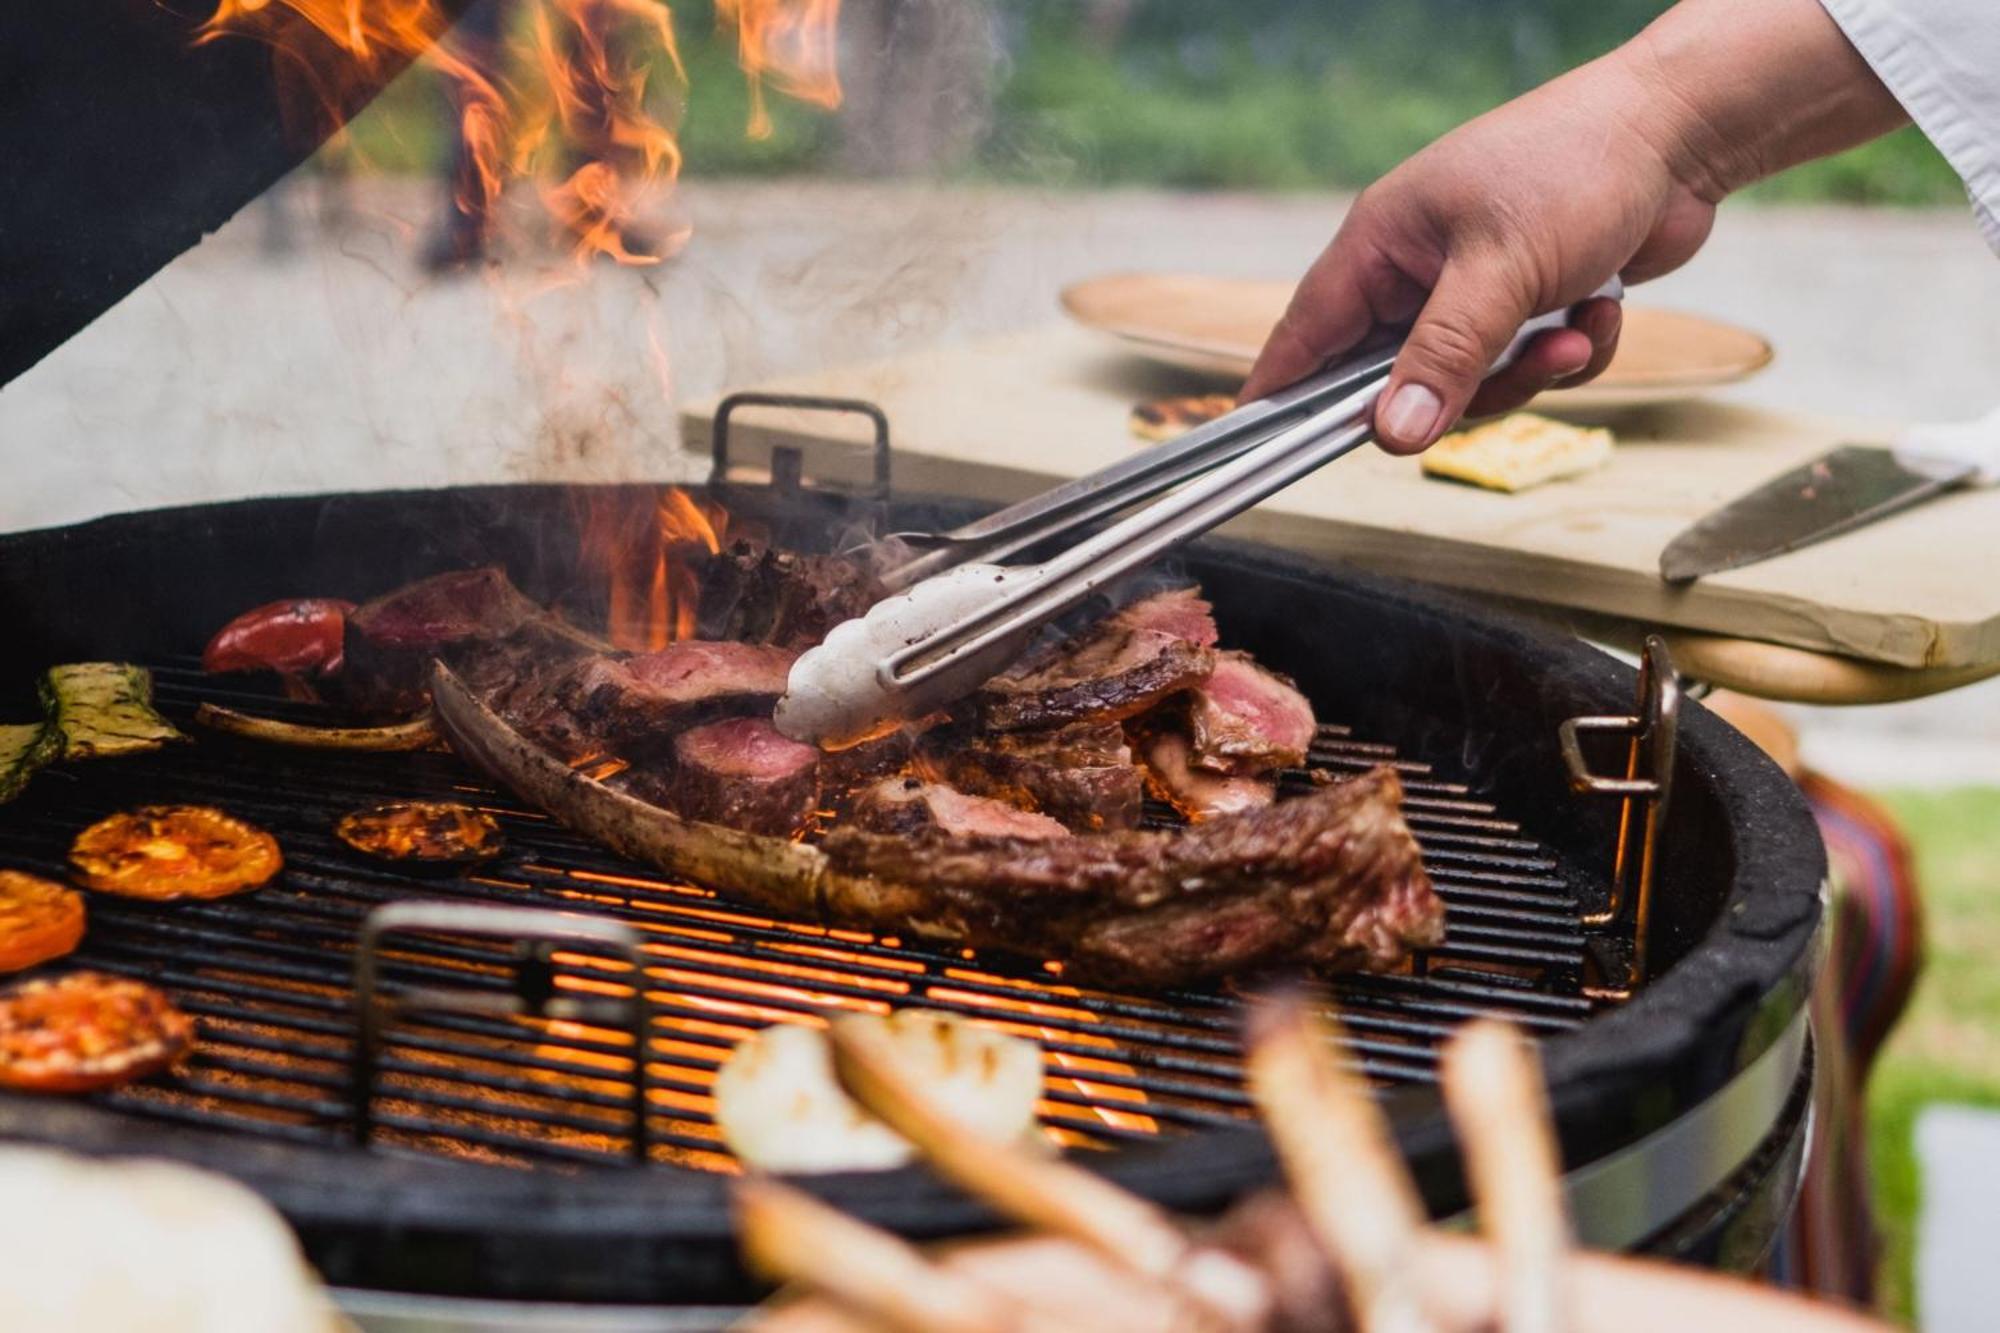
[1420,413,1614,493]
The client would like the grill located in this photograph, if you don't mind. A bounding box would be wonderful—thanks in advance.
[0,478,1825,1316]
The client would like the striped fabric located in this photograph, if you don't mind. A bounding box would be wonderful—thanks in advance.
[1766,772,1925,1303]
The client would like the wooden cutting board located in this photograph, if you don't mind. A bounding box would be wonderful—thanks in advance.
[681,322,2000,673]
[1059,272,1775,408]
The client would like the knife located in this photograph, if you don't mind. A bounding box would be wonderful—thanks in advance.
[1659,411,2000,583]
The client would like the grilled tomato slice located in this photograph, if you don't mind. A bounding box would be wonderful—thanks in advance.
[0,971,195,1093]
[335,800,503,866]
[70,806,282,900]
[0,871,86,974]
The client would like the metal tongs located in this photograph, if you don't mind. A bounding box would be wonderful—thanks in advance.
[775,281,1623,746]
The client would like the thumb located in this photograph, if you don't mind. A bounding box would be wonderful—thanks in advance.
[1375,261,1535,454]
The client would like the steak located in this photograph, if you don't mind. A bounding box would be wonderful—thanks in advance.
[663,717,821,837]
[1186,652,1317,775]
[977,623,1214,732]
[1140,728,1276,820]
[1114,586,1218,647]
[341,567,602,716]
[850,777,1068,841]
[559,641,797,748]
[696,539,886,648]
[933,721,1144,832]
[819,766,1441,988]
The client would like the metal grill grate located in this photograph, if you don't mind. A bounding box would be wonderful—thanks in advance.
[0,662,1609,1170]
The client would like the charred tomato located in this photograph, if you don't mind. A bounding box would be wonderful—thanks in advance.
[0,871,86,974]
[70,805,283,900]
[0,971,195,1093]
[335,800,504,868]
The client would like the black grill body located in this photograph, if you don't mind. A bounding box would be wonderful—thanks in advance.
[0,484,1824,1304]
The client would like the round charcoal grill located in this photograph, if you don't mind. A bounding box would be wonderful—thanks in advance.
[0,465,1824,1327]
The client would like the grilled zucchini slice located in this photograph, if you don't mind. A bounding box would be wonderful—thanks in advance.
[41,663,187,760]
[0,724,58,804]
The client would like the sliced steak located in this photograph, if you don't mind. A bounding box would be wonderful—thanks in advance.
[341,567,589,715]
[558,640,798,748]
[977,615,1215,732]
[1114,586,1218,647]
[850,777,1067,841]
[696,539,886,648]
[1186,652,1317,775]
[935,721,1144,832]
[819,766,1441,988]
[819,727,917,797]
[664,717,821,837]
[1140,728,1276,820]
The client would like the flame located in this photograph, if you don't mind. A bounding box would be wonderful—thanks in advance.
[201,0,842,264]
[577,486,726,650]
[716,0,843,139]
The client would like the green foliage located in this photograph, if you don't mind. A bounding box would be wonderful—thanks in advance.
[336,0,1965,208]
[1866,788,2000,1325]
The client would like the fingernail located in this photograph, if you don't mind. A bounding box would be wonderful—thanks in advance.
[1381,383,1443,447]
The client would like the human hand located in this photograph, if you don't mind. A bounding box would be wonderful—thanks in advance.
[1243,0,1908,453]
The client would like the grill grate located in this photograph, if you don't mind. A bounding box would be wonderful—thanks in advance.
[0,662,1611,1170]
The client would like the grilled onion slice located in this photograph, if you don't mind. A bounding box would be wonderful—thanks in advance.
[714,1010,1043,1174]
[70,805,282,901]
[335,800,503,866]
[194,703,438,751]
[0,872,86,974]
[0,971,195,1093]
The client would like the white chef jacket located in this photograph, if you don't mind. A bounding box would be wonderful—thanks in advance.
[1820,0,2000,252]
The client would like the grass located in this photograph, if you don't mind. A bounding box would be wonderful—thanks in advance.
[1864,788,2000,1324]
[324,3,1966,210]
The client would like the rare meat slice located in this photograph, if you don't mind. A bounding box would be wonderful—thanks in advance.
[819,767,1442,988]
[850,777,1067,841]
[664,717,821,837]
[1113,586,1218,647]
[976,592,1219,732]
[1186,652,1317,775]
[1140,728,1276,820]
[559,641,797,747]
[935,721,1144,832]
[341,568,559,714]
[696,540,887,648]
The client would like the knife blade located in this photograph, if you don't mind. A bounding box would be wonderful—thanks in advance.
[1659,444,1982,583]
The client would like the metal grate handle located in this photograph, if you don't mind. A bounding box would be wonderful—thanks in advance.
[1559,635,1680,995]
[352,902,655,1162]
[710,392,892,502]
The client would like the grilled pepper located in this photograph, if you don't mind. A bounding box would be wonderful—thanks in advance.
[202,598,354,678]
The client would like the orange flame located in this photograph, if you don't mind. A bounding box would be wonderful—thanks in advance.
[201,0,842,264]
[579,487,726,651]
[716,0,843,139]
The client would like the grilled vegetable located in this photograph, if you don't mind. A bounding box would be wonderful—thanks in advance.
[0,871,86,974]
[335,800,503,866]
[0,722,58,804]
[202,597,354,678]
[0,971,195,1093]
[714,1010,1043,1174]
[194,702,438,751]
[42,663,187,760]
[70,805,282,900]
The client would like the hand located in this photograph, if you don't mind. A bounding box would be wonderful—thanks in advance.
[1243,0,1909,453]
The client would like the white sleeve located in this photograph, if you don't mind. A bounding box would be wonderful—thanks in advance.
[1819,0,2000,253]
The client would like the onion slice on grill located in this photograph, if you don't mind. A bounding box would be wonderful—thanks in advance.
[193,703,439,751]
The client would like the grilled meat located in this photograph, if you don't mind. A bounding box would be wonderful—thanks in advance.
[1140,728,1276,820]
[1186,652,1316,775]
[558,641,798,748]
[978,623,1215,732]
[697,539,887,649]
[664,717,822,837]
[932,720,1144,832]
[819,767,1441,988]
[1111,585,1218,647]
[850,777,1068,841]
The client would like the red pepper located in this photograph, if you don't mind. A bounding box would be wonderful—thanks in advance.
[201,599,355,678]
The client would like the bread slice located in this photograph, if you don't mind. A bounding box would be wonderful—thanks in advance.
[1420,413,1614,493]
